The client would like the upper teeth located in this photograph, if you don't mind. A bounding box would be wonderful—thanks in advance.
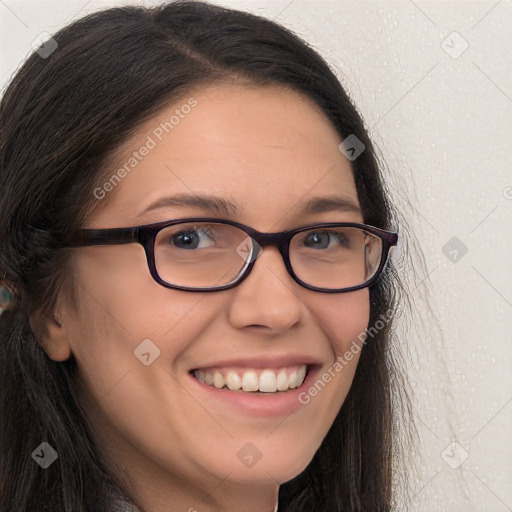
[194,365,307,393]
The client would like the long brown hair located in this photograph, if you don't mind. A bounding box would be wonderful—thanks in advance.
[0,2,410,510]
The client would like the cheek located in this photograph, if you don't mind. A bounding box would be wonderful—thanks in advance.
[309,288,370,356]
[70,246,216,341]
[297,289,370,423]
[65,252,217,403]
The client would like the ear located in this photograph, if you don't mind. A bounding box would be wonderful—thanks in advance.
[31,310,72,362]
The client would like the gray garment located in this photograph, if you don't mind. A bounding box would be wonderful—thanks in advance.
[110,498,141,512]
[108,483,141,512]
[111,501,141,512]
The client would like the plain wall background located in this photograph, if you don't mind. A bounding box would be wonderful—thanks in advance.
[1,1,511,510]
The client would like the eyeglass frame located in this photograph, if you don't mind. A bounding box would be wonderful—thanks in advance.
[62,217,398,293]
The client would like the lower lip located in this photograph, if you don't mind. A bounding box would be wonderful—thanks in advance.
[188,367,320,418]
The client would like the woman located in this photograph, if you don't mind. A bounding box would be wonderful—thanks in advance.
[0,1,409,510]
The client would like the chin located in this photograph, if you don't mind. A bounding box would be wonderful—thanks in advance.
[217,450,316,486]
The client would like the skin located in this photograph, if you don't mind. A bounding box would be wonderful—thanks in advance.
[41,84,370,512]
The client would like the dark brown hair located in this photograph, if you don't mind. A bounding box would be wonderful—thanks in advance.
[0,1,409,510]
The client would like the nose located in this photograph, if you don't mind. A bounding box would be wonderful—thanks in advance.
[227,245,303,333]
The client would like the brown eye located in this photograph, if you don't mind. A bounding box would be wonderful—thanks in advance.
[166,226,215,250]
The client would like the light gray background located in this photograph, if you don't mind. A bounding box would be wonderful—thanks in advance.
[1,1,511,510]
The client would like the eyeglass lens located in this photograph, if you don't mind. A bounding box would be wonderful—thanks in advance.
[153,221,383,290]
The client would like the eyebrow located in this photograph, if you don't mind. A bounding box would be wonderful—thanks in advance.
[137,193,362,217]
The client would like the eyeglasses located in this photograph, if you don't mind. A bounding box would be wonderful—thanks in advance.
[63,217,398,293]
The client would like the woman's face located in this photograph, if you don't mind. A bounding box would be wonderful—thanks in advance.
[49,84,370,507]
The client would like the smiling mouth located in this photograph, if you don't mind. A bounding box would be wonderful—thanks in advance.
[191,364,309,393]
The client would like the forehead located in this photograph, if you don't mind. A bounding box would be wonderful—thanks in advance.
[92,84,361,228]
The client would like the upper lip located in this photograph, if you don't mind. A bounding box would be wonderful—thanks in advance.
[191,354,323,371]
